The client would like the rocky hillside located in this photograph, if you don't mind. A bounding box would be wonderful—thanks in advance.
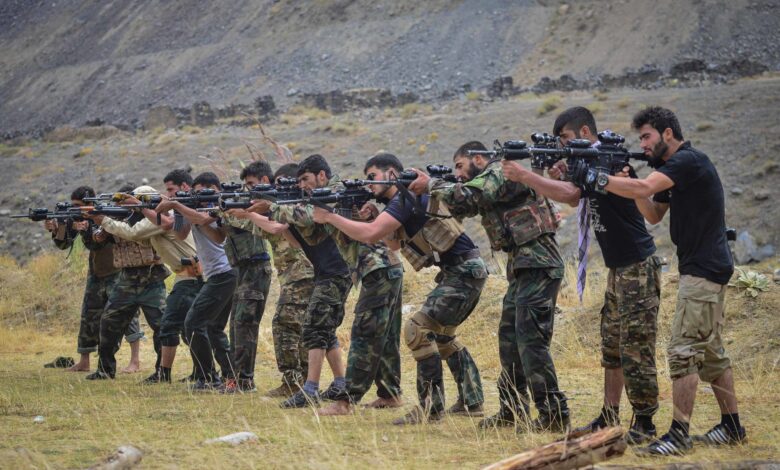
[1,0,779,135]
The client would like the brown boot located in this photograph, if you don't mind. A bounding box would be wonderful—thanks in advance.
[363,396,404,409]
[392,406,442,425]
[447,399,485,417]
[265,382,297,398]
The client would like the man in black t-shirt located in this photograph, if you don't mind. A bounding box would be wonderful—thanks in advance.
[586,107,744,456]
[317,153,487,425]
[502,107,661,443]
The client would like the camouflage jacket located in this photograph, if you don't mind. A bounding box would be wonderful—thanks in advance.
[270,203,399,282]
[220,214,271,265]
[265,231,315,285]
[431,159,563,275]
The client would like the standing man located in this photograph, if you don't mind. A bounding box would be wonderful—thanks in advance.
[502,106,661,442]
[94,182,200,384]
[411,143,570,433]
[232,162,315,397]
[575,106,744,455]
[318,153,486,425]
[155,172,238,391]
[46,186,143,373]
[249,155,353,408]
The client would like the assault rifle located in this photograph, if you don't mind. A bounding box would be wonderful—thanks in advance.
[214,177,304,211]
[8,202,134,222]
[276,179,375,219]
[469,131,650,174]
[350,164,458,186]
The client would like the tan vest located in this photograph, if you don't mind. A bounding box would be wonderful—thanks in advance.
[394,196,464,271]
[112,238,159,269]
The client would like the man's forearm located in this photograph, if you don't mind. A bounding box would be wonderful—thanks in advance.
[634,197,668,225]
[522,171,581,207]
[325,212,383,244]
[606,175,657,199]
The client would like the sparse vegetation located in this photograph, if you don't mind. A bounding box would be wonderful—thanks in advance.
[465,91,481,101]
[400,103,420,119]
[695,121,715,132]
[586,102,605,116]
[417,143,427,155]
[730,268,770,298]
[536,95,562,116]
[592,90,609,102]
[616,97,631,109]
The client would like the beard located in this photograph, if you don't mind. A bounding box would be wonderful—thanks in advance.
[464,162,481,181]
[648,140,668,168]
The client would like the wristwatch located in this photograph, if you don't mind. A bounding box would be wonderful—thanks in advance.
[595,172,609,193]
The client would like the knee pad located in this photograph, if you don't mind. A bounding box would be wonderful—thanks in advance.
[437,337,465,360]
[403,316,437,360]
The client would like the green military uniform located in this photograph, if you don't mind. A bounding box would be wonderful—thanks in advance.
[432,159,570,422]
[285,203,405,403]
[51,221,143,354]
[221,214,274,387]
[264,231,315,388]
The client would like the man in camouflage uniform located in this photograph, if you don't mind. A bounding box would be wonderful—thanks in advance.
[84,204,169,380]
[45,185,143,373]
[249,155,353,408]
[321,153,486,424]
[500,107,661,441]
[207,162,275,394]
[411,143,571,432]
[230,162,315,397]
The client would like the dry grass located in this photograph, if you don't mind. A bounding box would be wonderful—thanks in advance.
[536,95,562,116]
[0,245,778,468]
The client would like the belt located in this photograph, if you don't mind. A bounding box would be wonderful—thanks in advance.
[437,248,481,267]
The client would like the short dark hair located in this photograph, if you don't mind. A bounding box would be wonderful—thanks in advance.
[117,183,136,193]
[297,154,331,179]
[274,163,299,180]
[71,186,95,201]
[632,106,684,141]
[453,141,487,160]
[192,171,220,188]
[164,169,193,186]
[364,152,403,174]
[553,106,597,137]
[240,160,273,182]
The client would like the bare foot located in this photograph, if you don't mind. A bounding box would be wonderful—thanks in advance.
[66,362,90,372]
[363,397,403,409]
[120,363,141,374]
[318,400,353,416]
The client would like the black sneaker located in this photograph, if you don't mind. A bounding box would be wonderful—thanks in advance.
[141,371,170,385]
[319,382,345,401]
[626,417,657,445]
[281,390,319,408]
[479,407,525,429]
[692,424,747,446]
[635,430,693,456]
[85,371,112,380]
[44,356,75,369]
[190,377,222,392]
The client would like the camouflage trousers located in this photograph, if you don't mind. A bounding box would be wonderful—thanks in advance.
[184,269,238,381]
[332,265,404,404]
[498,266,568,418]
[229,261,273,381]
[272,278,315,387]
[302,275,352,351]
[77,271,143,354]
[97,265,169,378]
[405,257,487,414]
[600,256,661,416]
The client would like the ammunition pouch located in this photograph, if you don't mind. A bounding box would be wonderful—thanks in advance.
[396,197,464,271]
[112,239,158,269]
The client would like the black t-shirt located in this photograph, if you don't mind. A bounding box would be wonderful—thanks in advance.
[287,226,350,280]
[653,142,733,284]
[581,184,656,269]
[383,192,477,258]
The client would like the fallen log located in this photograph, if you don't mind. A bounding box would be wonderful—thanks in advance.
[595,461,780,470]
[484,426,627,470]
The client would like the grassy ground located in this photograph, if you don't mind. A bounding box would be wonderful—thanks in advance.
[0,252,778,468]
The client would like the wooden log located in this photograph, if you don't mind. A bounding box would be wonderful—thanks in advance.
[594,461,780,470]
[484,426,627,470]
